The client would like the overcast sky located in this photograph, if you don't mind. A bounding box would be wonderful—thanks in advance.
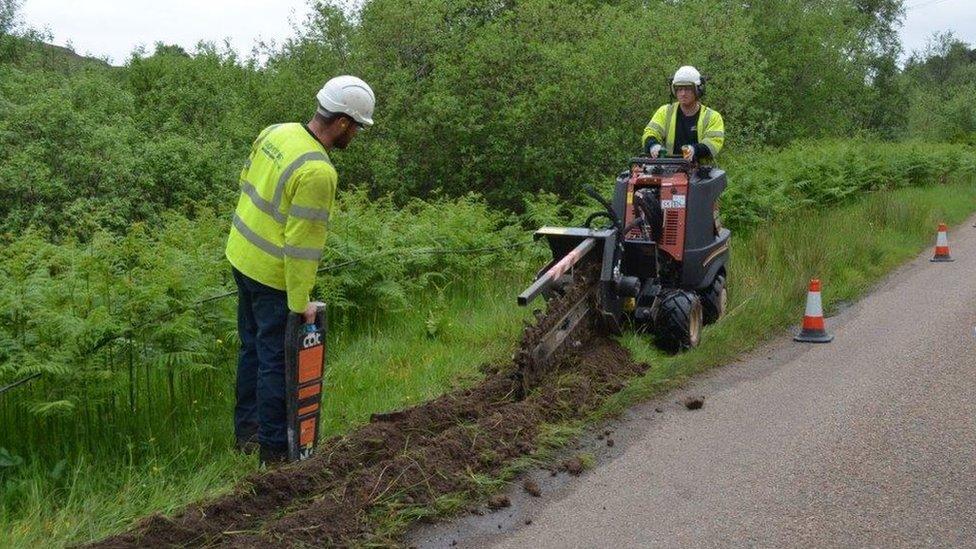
[19,0,976,66]
[20,0,315,64]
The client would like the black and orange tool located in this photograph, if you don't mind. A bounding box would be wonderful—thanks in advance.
[284,303,327,462]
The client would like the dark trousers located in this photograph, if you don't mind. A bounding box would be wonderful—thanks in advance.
[232,268,288,450]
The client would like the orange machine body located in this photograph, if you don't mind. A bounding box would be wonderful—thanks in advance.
[624,168,689,261]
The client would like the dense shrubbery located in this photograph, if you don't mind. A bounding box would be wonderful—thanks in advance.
[0,0,929,236]
[4,1,970,237]
[266,0,913,203]
[0,56,240,236]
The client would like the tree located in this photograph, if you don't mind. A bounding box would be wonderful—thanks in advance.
[0,0,22,61]
[0,0,22,35]
[904,33,976,143]
[853,0,909,136]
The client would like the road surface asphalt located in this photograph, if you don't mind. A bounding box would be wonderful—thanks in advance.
[408,216,976,548]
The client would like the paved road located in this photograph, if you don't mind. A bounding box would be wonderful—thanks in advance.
[408,217,976,548]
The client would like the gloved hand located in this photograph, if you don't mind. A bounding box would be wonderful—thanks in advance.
[303,301,326,324]
[681,145,695,161]
[649,144,663,158]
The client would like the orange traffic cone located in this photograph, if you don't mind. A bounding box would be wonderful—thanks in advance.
[930,223,954,262]
[794,279,833,343]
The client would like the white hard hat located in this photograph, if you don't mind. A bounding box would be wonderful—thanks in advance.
[316,75,375,127]
[671,65,704,97]
[672,65,702,87]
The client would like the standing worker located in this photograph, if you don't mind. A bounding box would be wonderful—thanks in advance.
[642,65,725,162]
[225,75,375,465]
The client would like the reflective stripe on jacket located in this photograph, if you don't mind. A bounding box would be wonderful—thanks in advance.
[642,102,725,159]
[225,123,337,313]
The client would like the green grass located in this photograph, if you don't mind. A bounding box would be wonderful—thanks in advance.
[3,176,976,547]
[320,274,532,434]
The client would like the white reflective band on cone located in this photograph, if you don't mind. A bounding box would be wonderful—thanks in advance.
[805,292,823,317]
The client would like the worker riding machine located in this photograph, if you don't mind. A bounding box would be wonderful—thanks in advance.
[515,155,730,392]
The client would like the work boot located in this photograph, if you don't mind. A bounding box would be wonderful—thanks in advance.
[235,434,259,455]
[259,445,289,467]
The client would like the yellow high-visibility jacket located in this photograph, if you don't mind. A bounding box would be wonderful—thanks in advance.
[226,123,336,313]
[642,102,725,160]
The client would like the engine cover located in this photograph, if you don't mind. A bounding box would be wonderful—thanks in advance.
[622,170,689,261]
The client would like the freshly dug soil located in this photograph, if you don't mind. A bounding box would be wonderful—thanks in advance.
[91,333,648,548]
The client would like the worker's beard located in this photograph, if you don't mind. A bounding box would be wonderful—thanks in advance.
[333,127,356,150]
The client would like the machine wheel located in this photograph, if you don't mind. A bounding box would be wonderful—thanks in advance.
[654,290,703,353]
[700,274,727,325]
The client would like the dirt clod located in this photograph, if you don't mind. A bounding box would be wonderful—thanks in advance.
[683,396,704,410]
[525,519,533,525]
[523,479,542,497]
[655,407,663,413]
[487,495,511,510]
[370,409,407,423]
[606,438,615,447]
[564,457,584,476]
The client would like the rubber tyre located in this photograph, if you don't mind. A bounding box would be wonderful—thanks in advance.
[700,274,727,325]
[654,290,703,353]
